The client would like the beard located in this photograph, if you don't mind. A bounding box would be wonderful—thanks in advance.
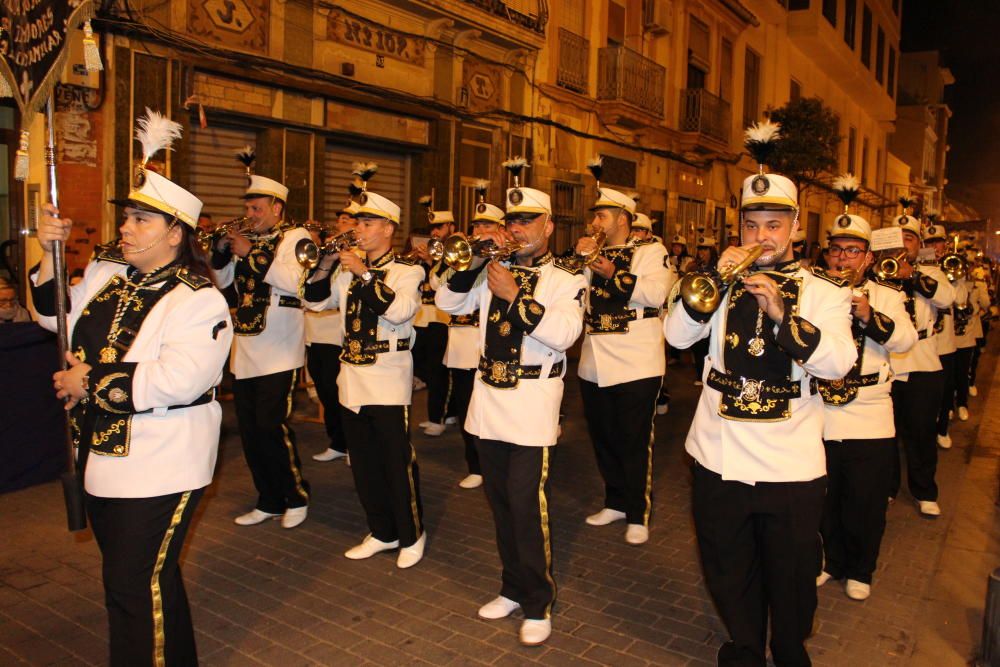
[756,240,790,267]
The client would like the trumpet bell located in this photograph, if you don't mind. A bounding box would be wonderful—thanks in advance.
[678,273,722,314]
[295,238,320,269]
[442,235,475,271]
[427,238,445,263]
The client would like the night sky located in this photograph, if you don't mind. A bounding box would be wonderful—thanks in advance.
[901,0,1000,218]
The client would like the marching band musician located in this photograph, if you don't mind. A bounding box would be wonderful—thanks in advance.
[413,201,455,437]
[211,160,312,529]
[967,265,992,399]
[32,111,232,666]
[302,186,428,569]
[310,199,360,464]
[949,247,986,438]
[665,121,856,666]
[427,182,506,489]
[815,182,917,602]
[887,206,955,516]
[629,212,655,243]
[576,173,672,546]
[435,163,586,646]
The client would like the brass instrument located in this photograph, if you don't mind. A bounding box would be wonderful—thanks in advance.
[439,234,525,271]
[399,238,445,263]
[941,236,968,282]
[295,229,359,269]
[678,245,764,314]
[301,220,337,234]
[564,227,608,270]
[873,251,907,281]
[197,216,253,251]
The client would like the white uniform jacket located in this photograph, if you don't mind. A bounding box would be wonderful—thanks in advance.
[953,278,980,348]
[821,280,918,441]
[962,279,991,344]
[304,310,343,346]
[429,263,480,370]
[303,252,423,411]
[436,253,587,447]
[32,258,232,498]
[213,226,308,379]
[890,264,956,378]
[665,265,856,484]
[579,240,674,387]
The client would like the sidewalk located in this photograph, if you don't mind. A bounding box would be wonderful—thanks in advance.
[0,345,996,666]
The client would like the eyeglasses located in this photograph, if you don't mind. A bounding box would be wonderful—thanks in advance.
[826,246,866,258]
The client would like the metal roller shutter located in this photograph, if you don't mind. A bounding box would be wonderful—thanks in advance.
[324,144,410,245]
[189,125,257,222]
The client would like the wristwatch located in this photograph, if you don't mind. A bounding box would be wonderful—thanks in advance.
[361,270,374,285]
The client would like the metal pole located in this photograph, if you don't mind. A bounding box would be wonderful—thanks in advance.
[45,97,86,532]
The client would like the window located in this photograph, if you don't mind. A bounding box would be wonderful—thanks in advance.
[789,0,809,9]
[790,78,801,101]
[743,48,761,128]
[888,47,897,97]
[844,0,856,49]
[822,0,837,26]
[687,17,710,90]
[719,39,734,102]
[861,136,869,186]
[860,5,872,69]
[875,26,885,84]
[599,154,637,187]
[563,0,585,34]
[607,1,625,45]
[847,127,857,174]
[552,181,585,255]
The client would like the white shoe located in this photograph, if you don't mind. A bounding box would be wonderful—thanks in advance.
[693,380,703,387]
[656,401,669,415]
[234,509,280,526]
[519,619,551,646]
[397,533,426,569]
[445,416,459,425]
[346,453,351,467]
[281,506,308,529]
[625,524,648,545]
[477,596,520,620]
[344,534,399,560]
[424,422,446,436]
[585,508,627,526]
[937,434,953,449]
[816,571,833,587]
[958,406,969,421]
[418,420,434,429]
[970,385,978,397]
[918,500,941,517]
[459,474,483,489]
[312,448,347,462]
[845,579,871,601]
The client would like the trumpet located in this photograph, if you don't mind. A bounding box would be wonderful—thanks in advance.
[564,227,608,270]
[399,238,445,263]
[439,234,525,271]
[197,216,253,251]
[678,245,764,314]
[941,236,967,282]
[873,251,907,281]
[301,220,337,234]
[295,229,360,269]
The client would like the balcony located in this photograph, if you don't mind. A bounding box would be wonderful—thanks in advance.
[679,88,731,152]
[596,46,664,127]
[556,28,589,94]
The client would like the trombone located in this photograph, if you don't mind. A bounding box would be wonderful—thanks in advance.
[677,245,764,314]
[295,229,360,269]
[439,234,525,271]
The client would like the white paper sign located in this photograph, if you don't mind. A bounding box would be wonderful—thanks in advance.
[870,227,904,252]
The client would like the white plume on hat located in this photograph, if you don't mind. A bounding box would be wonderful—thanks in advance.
[136,109,182,166]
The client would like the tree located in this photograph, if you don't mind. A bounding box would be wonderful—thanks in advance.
[767,97,841,202]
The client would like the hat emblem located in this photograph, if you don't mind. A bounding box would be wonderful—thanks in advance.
[509,189,524,205]
[428,211,435,223]
[476,202,487,214]
[133,169,147,189]
[837,215,851,228]
[751,175,770,195]
[359,193,368,205]
[246,175,253,188]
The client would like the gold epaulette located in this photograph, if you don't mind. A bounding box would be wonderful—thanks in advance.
[176,267,213,290]
[554,256,584,275]
[94,243,128,265]
[394,255,418,266]
[810,265,848,287]
[874,277,903,292]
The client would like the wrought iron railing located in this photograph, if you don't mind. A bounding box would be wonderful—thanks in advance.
[460,0,548,34]
[557,28,590,94]
[597,46,665,117]
[680,88,731,143]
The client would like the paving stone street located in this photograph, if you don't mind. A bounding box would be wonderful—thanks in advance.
[1,345,998,666]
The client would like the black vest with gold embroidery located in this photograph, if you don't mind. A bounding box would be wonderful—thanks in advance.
[815,320,867,406]
[450,311,479,327]
[480,253,549,389]
[717,262,802,422]
[340,251,395,367]
[72,262,187,456]
[586,243,637,334]
[419,263,436,305]
[233,226,288,336]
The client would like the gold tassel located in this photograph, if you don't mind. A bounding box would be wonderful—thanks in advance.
[14,130,29,181]
[83,20,103,72]
[0,75,11,98]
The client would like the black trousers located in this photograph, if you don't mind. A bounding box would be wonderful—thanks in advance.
[233,370,310,513]
[306,343,347,453]
[477,439,556,620]
[579,376,661,525]
[451,368,480,474]
[691,464,825,667]
[414,323,451,423]
[891,371,943,501]
[936,352,956,436]
[954,346,975,409]
[88,489,204,667]
[820,439,893,584]
[340,405,423,547]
